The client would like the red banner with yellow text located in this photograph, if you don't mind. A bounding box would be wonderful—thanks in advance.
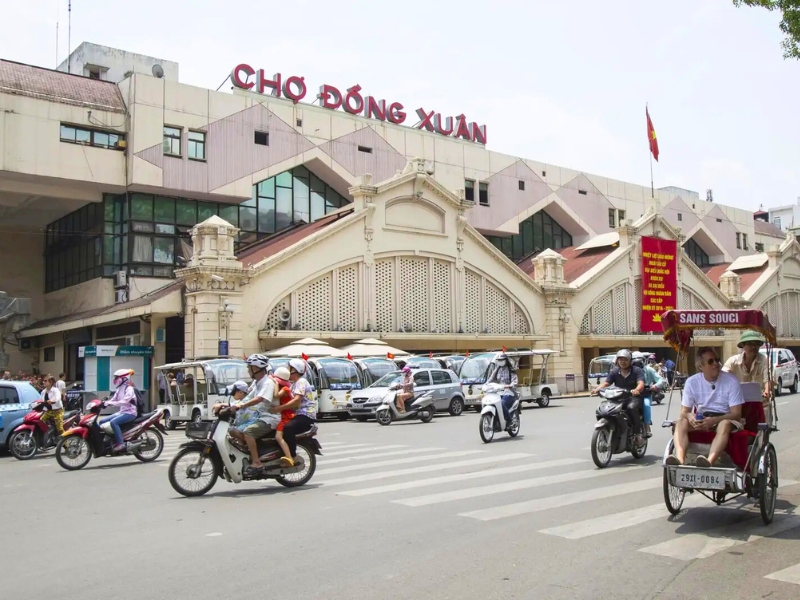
[640,236,677,332]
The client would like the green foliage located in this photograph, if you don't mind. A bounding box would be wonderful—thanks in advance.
[733,0,800,59]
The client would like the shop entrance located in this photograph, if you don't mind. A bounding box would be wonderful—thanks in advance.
[165,316,185,363]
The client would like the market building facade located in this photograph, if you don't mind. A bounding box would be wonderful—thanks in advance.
[1,43,796,395]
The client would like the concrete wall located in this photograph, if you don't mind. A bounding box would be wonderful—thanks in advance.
[57,42,179,84]
[0,93,126,186]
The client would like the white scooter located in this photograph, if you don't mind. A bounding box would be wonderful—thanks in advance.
[479,383,521,443]
[167,405,322,497]
[375,384,436,426]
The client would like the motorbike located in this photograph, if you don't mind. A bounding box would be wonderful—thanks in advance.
[375,385,436,426]
[7,401,82,460]
[590,386,647,468]
[55,399,167,470]
[167,406,322,497]
[479,383,521,443]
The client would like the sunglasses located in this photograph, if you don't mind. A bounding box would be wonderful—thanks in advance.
[702,357,721,366]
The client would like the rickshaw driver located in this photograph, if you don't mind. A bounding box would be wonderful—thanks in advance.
[666,347,745,467]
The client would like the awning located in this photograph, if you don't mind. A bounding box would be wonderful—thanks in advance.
[18,281,183,338]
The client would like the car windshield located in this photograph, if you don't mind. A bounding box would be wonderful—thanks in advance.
[371,371,402,388]
[459,354,494,384]
[406,358,441,369]
[318,358,362,390]
[589,360,613,376]
[198,360,251,394]
[362,360,395,384]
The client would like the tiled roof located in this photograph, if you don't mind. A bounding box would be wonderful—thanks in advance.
[237,209,354,266]
[754,219,785,238]
[0,59,126,113]
[702,263,767,293]
[516,245,616,283]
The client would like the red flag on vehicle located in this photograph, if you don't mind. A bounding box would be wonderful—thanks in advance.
[502,346,507,352]
[347,352,353,360]
[387,352,395,359]
[646,107,659,162]
[465,350,470,357]
[301,352,309,361]
[429,351,433,358]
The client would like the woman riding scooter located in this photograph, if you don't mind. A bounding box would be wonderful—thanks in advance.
[396,366,414,413]
[487,353,518,424]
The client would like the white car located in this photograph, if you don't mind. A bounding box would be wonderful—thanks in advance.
[760,348,799,396]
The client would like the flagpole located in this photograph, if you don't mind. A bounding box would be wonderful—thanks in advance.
[647,102,654,199]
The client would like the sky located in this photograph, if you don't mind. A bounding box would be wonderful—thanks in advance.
[1,0,797,213]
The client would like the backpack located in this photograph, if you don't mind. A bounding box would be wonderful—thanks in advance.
[131,386,146,416]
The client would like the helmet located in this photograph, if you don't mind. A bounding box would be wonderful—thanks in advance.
[273,367,291,382]
[113,368,134,388]
[614,349,632,365]
[288,358,307,375]
[246,354,270,371]
[401,366,411,374]
[631,358,644,369]
[228,380,249,395]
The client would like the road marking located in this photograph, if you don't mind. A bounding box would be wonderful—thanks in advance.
[315,443,373,451]
[205,532,223,537]
[394,464,646,507]
[339,458,587,497]
[321,445,407,458]
[317,453,532,487]
[639,508,800,560]
[778,402,790,406]
[322,447,441,465]
[765,562,800,585]
[541,497,712,539]
[317,450,484,476]
[459,478,662,521]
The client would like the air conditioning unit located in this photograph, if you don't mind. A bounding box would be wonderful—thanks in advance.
[114,270,128,289]
[115,288,129,304]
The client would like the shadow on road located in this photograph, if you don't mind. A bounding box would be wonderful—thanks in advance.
[170,482,323,500]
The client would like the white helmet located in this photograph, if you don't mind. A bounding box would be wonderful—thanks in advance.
[113,368,134,389]
[289,358,307,375]
[246,353,270,371]
[273,367,291,381]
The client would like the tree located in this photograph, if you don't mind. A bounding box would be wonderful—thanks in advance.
[733,0,800,59]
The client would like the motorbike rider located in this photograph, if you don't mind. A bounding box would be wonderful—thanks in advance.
[396,366,414,413]
[632,354,664,439]
[39,374,65,435]
[591,349,646,444]
[229,354,279,475]
[272,358,318,462]
[487,353,518,425]
[100,369,140,452]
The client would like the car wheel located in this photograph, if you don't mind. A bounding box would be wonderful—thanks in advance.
[448,397,464,416]
[790,375,798,395]
[776,378,783,397]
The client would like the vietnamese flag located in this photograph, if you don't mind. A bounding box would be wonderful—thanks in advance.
[347,352,353,360]
[301,352,309,361]
[646,107,659,162]
[387,352,395,360]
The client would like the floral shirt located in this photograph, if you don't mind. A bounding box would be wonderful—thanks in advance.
[291,377,317,419]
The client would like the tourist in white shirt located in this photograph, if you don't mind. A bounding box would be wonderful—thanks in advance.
[665,347,744,467]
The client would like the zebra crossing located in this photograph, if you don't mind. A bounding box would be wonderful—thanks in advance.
[311,440,800,586]
[151,435,800,586]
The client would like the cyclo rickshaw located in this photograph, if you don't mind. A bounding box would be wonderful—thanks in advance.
[660,309,780,524]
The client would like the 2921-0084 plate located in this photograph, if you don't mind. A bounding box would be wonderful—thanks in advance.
[675,467,726,489]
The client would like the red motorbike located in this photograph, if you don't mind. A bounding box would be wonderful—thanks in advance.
[8,401,82,460]
[55,399,167,471]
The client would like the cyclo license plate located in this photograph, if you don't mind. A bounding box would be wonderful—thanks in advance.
[675,467,725,489]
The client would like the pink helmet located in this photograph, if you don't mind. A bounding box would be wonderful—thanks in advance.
[401,366,411,374]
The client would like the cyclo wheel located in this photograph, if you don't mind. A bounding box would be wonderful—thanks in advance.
[663,468,685,515]
[758,443,778,525]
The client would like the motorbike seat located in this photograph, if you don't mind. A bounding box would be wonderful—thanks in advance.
[297,424,318,438]
[63,410,80,420]
[131,411,156,425]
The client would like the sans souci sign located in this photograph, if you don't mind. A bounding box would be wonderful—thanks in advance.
[230,64,487,145]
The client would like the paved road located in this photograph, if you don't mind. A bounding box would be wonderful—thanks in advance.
[3,394,800,600]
